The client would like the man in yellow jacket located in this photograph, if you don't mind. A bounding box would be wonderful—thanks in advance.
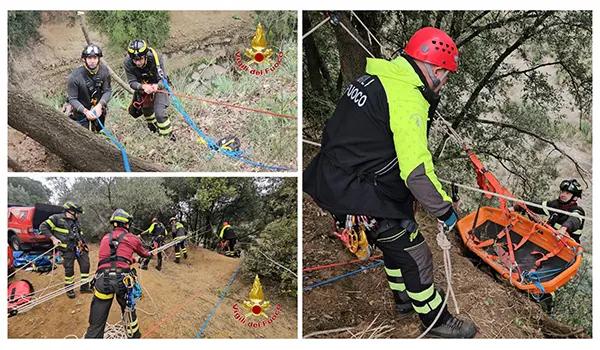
[304,27,475,338]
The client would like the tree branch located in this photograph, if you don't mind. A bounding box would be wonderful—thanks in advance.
[489,61,562,83]
[456,11,539,48]
[77,11,134,95]
[475,118,590,187]
[478,150,533,193]
[451,12,554,130]
[466,11,491,28]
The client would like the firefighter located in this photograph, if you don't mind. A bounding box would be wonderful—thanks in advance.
[511,179,585,315]
[39,201,91,299]
[139,217,166,271]
[512,179,585,244]
[66,43,112,133]
[169,217,187,263]
[123,39,175,141]
[303,27,476,338]
[84,209,152,339]
[219,222,238,257]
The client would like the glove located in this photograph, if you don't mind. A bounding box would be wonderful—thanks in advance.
[438,208,458,233]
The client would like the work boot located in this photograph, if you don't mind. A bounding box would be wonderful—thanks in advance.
[175,258,180,264]
[394,301,415,319]
[80,283,93,294]
[66,289,76,299]
[425,315,477,338]
[147,122,158,133]
[155,264,162,271]
[184,252,188,259]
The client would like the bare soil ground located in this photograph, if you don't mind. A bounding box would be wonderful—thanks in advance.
[8,11,296,172]
[301,148,585,339]
[8,244,297,339]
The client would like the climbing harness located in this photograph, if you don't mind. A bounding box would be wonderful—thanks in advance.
[332,215,378,260]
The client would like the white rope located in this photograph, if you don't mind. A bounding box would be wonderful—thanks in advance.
[303,16,331,39]
[417,223,458,339]
[338,21,376,58]
[302,138,592,221]
[350,11,385,54]
[258,251,298,277]
[438,179,593,221]
[148,236,187,255]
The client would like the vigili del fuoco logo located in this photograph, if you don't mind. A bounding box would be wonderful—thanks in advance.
[235,23,284,76]
[232,275,281,328]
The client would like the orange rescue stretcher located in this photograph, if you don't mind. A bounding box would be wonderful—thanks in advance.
[455,147,583,295]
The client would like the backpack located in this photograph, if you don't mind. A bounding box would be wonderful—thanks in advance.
[8,280,35,317]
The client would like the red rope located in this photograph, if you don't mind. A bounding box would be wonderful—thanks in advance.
[141,270,228,338]
[156,90,297,120]
[303,254,383,273]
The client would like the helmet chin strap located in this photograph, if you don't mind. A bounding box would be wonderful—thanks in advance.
[424,62,449,89]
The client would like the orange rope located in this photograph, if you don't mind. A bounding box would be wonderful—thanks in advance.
[156,90,297,120]
[141,270,228,338]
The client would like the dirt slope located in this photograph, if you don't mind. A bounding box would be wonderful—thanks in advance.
[8,11,258,172]
[8,244,296,338]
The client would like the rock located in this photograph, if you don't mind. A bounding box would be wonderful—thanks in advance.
[200,65,227,81]
[198,63,207,71]
[191,72,201,81]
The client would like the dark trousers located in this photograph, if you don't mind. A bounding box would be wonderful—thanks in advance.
[128,91,172,136]
[174,239,187,260]
[224,238,237,257]
[375,219,451,327]
[84,272,140,338]
[62,249,90,289]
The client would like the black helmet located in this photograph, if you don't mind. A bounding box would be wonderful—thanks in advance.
[109,209,133,225]
[559,179,583,198]
[128,39,148,60]
[63,201,84,214]
[81,44,103,58]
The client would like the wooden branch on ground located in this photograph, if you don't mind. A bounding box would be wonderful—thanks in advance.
[77,11,134,95]
[8,89,168,172]
[303,327,355,338]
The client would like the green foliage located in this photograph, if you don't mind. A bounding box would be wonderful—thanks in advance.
[253,11,297,45]
[7,178,51,205]
[87,11,170,52]
[553,254,593,336]
[8,11,42,50]
[242,217,297,296]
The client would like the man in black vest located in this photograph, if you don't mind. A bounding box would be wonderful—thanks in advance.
[304,27,476,338]
[512,179,585,244]
[124,39,175,141]
[39,201,91,299]
[66,43,112,133]
[139,217,166,271]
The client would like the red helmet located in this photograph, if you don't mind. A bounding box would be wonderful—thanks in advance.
[152,217,158,223]
[404,27,458,72]
[223,222,229,226]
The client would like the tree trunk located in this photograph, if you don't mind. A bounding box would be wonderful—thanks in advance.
[303,12,325,96]
[7,156,25,172]
[8,89,168,172]
[333,11,370,90]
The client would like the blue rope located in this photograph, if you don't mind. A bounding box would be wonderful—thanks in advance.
[95,116,131,172]
[162,77,296,171]
[303,261,384,292]
[195,260,243,338]
[523,251,583,293]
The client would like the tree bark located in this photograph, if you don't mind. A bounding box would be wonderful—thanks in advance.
[303,12,325,96]
[7,156,25,172]
[8,89,168,172]
[333,11,371,90]
[78,12,134,95]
